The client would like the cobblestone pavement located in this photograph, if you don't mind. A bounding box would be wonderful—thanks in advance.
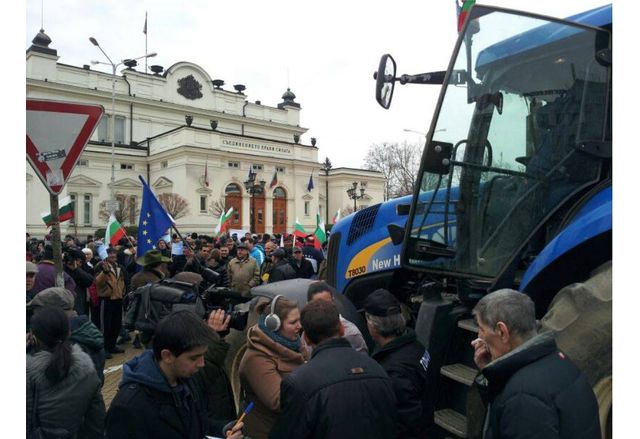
[101,334,144,409]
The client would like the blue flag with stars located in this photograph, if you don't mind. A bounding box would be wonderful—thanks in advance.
[307,172,314,192]
[137,176,174,257]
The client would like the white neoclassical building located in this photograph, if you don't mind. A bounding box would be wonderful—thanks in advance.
[26,30,385,237]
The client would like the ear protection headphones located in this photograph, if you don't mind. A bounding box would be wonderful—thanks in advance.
[265,295,284,332]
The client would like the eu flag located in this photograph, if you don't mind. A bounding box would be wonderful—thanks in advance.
[307,173,314,192]
[137,176,174,257]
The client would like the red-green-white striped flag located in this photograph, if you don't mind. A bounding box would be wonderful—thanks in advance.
[293,218,307,239]
[214,207,234,236]
[332,209,342,224]
[457,0,476,33]
[314,213,327,248]
[105,214,127,246]
[41,196,74,226]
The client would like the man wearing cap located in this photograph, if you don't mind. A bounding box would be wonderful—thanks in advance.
[31,244,76,296]
[96,247,127,356]
[290,246,314,279]
[364,288,433,439]
[27,287,106,383]
[64,248,95,316]
[26,261,39,303]
[227,242,260,297]
[302,235,324,270]
[267,248,297,283]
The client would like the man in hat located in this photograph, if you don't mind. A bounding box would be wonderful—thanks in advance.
[64,248,95,316]
[291,246,314,279]
[31,244,76,296]
[364,288,433,439]
[27,287,106,383]
[26,261,39,303]
[227,242,260,297]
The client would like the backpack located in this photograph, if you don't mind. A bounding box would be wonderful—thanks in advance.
[124,279,205,336]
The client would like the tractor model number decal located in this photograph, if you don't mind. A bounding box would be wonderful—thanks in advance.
[347,266,367,278]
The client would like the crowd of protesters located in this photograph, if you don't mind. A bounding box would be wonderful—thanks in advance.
[25,229,601,438]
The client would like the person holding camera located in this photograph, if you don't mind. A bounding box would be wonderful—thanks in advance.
[95,247,127,358]
[238,296,307,439]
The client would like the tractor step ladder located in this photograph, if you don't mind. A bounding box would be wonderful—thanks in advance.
[433,318,480,438]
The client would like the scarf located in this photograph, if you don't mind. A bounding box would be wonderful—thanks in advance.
[258,314,301,353]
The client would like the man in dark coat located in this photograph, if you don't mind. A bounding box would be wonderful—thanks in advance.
[270,300,397,439]
[471,289,600,439]
[290,246,314,279]
[31,245,76,296]
[64,248,95,316]
[105,310,243,439]
[267,248,297,283]
[364,289,433,438]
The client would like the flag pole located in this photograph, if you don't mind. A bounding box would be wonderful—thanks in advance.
[144,11,148,72]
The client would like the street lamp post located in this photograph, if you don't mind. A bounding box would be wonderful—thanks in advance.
[89,37,156,214]
[243,170,266,234]
[346,181,366,212]
[321,156,332,225]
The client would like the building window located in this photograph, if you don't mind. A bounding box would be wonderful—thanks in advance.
[120,163,134,170]
[200,195,207,213]
[276,166,285,173]
[96,116,108,142]
[228,161,240,168]
[77,159,88,167]
[258,208,263,224]
[114,116,126,144]
[304,201,310,216]
[161,160,168,169]
[273,187,286,198]
[128,196,137,224]
[225,183,242,195]
[83,194,92,225]
[69,193,77,224]
[252,164,263,171]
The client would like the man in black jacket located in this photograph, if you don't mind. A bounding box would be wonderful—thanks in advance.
[105,310,243,439]
[64,248,95,316]
[471,289,600,439]
[364,288,433,438]
[267,248,297,283]
[270,300,397,439]
[290,246,314,279]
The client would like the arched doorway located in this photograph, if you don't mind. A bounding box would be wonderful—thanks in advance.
[251,189,266,235]
[224,183,242,230]
[272,187,287,235]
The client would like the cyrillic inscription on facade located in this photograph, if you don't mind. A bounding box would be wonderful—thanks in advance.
[222,138,292,155]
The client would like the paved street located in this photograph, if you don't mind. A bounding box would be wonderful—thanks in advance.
[101,333,143,409]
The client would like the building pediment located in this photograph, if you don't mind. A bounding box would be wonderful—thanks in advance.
[152,177,174,190]
[196,186,212,195]
[110,177,142,189]
[67,174,102,188]
[302,193,313,201]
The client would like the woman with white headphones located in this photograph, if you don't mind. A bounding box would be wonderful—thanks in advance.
[238,295,307,439]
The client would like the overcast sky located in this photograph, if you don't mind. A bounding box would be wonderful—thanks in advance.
[26,0,611,169]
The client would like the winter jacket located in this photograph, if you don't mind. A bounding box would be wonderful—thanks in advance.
[270,337,397,439]
[27,344,105,439]
[65,265,94,316]
[227,256,260,297]
[268,259,297,283]
[290,258,315,279]
[130,268,166,290]
[372,328,432,438]
[69,314,106,385]
[476,332,600,439]
[239,325,307,439]
[250,247,266,266]
[31,260,76,296]
[95,261,126,300]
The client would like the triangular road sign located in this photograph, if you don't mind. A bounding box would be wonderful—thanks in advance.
[26,99,104,195]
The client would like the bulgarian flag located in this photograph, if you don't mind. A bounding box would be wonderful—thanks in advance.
[105,214,127,246]
[269,169,278,188]
[314,213,327,249]
[293,218,307,240]
[332,209,342,224]
[41,196,74,226]
[214,207,234,236]
[457,0,476,33]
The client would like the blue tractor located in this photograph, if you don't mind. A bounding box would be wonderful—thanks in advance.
[327,4,611,438]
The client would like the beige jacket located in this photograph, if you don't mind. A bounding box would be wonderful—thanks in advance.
[227,256,260,296]
[95,261,126,300]
[238,325,307,439]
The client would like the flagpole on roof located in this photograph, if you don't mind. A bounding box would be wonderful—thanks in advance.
[143,11,148,72]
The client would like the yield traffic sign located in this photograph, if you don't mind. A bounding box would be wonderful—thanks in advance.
[26,99,104,194]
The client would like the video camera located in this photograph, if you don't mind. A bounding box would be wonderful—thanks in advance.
[201,285,250,331]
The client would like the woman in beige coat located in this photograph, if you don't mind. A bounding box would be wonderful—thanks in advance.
[239,296,307,438]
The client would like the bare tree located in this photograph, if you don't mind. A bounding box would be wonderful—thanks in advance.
[208,197,227,218]
[99,194,140,224]
[365,141,428,199]
[157,193,190,220]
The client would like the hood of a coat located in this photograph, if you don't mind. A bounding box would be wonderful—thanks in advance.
[120,349,173,393]
[69,315,104,350]
[246,325,306,363]
[27,344,95,388]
